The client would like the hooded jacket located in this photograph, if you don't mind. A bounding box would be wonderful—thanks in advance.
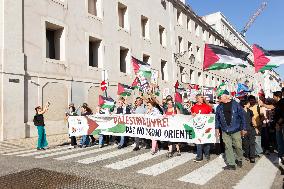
[215,100,247,133]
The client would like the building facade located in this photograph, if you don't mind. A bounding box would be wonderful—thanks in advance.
[0,0,280,140]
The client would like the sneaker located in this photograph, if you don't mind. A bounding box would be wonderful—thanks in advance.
[40,148,46,150]
[250,158,255,163]
[151,151,157,155]
[68,145,75,149]
[193,157,203,162]
[117,145,123,149]
[166,152,173,158]
[43,146,49,150]
[205,156,210,161]
[81,145,87,148]
[145,145,151,149]
[133,147,140,151]
[280,157,284,165]
[36,148,42,150]
[223,165,236,170]
[98,144,104,148]
[177,152,181,156]
[236,160,242,168]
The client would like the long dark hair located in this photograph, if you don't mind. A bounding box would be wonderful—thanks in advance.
[82,105,92,114]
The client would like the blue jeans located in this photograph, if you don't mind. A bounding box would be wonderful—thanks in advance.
[196,144,210,159]
[119,136,125,146]
[255,136,263,155]
[36,126,48,148]
[276,127,284,157]
[99,135,104,145]
[81,135,90,146]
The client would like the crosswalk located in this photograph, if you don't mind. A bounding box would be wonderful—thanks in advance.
[0,141,281,188]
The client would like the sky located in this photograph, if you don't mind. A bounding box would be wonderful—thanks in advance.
[186,0,284,80]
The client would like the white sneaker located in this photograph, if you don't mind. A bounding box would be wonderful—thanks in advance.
[68,145,75,149]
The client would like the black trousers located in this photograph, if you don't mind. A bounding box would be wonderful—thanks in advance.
[70,136,77,146]
[243,127,256,158]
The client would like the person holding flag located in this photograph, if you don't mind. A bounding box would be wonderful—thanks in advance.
[191,94,213,162]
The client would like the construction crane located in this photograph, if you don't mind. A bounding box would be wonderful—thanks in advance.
[241,2,268,37]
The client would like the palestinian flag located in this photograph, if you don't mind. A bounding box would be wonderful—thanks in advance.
[131,77,140,89]
[175,88,184,110]
[253,44,284,72]
[99,95,115,109]
[117,83,133,96]
[131,56,152,78]
[204,44,249,70]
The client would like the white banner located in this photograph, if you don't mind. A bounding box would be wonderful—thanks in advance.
[68,114,218,144]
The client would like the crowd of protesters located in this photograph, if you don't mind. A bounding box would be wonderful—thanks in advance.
[34,87,284,170]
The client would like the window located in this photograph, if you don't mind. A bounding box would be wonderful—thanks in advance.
[118,3,128,29]
[141,15,149,39]
[161,60,168,81]
[159,25,166,46]
[195,23,200,36]
[196,46,201,61]
[46,22,65,60]
[89,37,102,68]
[88,0,102,18]
[143,54,150,64]
[188,42,192,51]
[180,66,186,83]
[178,36,183,53]
[202,29,207,41]
[177,10,182,25]
[187,17,192,31]
[120,47,129,73]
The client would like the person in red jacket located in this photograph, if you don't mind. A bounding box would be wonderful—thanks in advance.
[191,94,213,162]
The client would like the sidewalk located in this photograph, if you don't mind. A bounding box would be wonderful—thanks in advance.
[5,134,71,149]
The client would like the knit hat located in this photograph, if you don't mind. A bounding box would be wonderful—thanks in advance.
[217,89,230,97]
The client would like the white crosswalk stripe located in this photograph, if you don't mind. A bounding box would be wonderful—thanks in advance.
[4,148,38,155]
[1,148,25,154]
[233,155,279,189]
[137,153,196,176]
[78,147,133,164]
[17,146,69,157]
[178,155,226,185]
[105,150,168,170]
[34,146,96,159]
[54,145,116,161]
[0,144,280,188]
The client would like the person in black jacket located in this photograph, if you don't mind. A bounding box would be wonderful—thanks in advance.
[240,99,256,163]
[116,97,131,149]
[33,102,50,150]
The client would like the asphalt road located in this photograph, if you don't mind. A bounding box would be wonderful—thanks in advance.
[0,141,283,189]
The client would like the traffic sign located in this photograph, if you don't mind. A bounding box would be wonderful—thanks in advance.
[100,80,107,91]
